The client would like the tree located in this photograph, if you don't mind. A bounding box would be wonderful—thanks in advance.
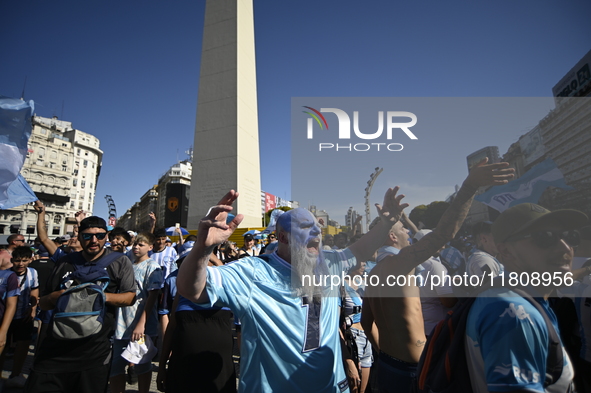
[409,205,428,227]
[409,201,450,229]
[423,201,450,229]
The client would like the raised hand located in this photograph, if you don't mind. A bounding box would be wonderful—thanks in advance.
[33,200,45,214]
[375,186,409,228]
[75,210,86,225]
[197,190,244,248]
[465,158,515,188]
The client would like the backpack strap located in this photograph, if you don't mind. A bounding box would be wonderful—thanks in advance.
[66,250,123,270]
[509,287,564,387]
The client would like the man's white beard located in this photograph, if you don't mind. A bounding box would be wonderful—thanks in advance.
[290,242,327,299]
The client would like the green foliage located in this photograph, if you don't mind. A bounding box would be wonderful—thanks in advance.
[423,201,450,228]
[409,201,450,229]
[409,205,428,227]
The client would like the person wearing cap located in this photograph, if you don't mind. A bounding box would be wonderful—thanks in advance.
[465,220,504,282]
[238,233,258,257]
[27,216,137,393]
[464,203,587,393]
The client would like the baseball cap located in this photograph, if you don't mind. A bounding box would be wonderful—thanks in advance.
[79,216,108,233]
[492,203,588,244]
[243,234,254,242]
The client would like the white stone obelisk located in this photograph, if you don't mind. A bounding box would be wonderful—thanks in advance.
[188,0,262,228]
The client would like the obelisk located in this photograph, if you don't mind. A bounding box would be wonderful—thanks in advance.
[188,0,262,228]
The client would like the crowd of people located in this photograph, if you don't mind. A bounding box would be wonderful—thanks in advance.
[0,158,589,393]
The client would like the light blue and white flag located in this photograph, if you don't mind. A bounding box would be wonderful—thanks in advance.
[475,158,573,212]
[0,96,37,210]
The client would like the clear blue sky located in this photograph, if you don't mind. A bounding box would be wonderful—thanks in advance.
[1,0,590,226]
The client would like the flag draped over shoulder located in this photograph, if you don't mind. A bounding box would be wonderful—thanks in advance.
[0,96,37,210]
[475,158,573,212]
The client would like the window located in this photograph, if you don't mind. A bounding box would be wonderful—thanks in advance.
[62,165,68,172]
[52,227,60,235]
[90,183,93,189]
[50,150,57,159]
[81,180,85,188]
[73,179,78,186]
[73,169,78,176]
[83,160,88,168]
[77,149,81,156]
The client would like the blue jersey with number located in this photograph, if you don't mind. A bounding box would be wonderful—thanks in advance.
[205,249,356,393]
[466,287,574,392]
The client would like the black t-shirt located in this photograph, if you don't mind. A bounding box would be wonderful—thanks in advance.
[29,258,55,295]
[34,249,136,373]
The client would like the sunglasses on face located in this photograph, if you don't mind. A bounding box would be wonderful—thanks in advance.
[507,230,580,249]
[14,239,25,242]
[81,232,108,241]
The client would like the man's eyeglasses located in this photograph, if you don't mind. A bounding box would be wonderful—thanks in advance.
[14,239,25,242]
[81,232,108,241]
[506,230,580,249]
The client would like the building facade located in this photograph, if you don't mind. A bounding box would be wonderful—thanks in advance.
[0,115,102,242]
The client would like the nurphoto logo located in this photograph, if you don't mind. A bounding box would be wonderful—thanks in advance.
[303,106,418,152]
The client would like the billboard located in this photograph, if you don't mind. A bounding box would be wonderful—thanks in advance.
[552,49,591,101]
[164,183,189,227]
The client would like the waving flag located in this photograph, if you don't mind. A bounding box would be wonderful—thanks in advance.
[0,96,37,210]
[475,158,573,212]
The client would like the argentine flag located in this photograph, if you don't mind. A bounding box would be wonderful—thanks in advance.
[0,96,37,210]
[475,158,572,212]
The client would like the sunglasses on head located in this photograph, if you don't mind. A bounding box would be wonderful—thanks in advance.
[81,232,108,241]
[507,230,580,249]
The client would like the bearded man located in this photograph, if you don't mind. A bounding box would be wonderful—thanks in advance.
[177,188,407,393]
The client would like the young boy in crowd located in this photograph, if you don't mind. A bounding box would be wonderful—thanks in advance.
[0,246,38,388]
[110,232,163,393]
[108,227,132,253]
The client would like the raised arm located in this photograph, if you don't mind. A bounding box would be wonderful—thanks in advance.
[347,186,408,263]
[149,212,157,234]
[177,190,243,303]
[381,159,514,276]
[33,200,58,256]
